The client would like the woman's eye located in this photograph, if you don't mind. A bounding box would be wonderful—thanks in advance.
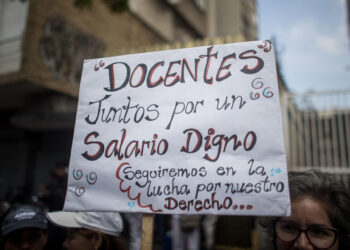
[281,224,297,232]
[66,233,76,240]
[310,228,332,236]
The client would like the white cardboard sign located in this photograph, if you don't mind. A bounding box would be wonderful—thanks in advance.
[64,40,290,216]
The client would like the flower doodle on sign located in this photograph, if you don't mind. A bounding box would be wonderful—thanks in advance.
[72,169,98,197]
[86,172,97,185]
[72,169,83,180]
[94,60,105,71]
[116,162,163,213]
[249,78,274,100]
[128,202,135,211]
[75,186,85,197]
[271,168,281,177]
[72,169,85,197]
[257,40,272,53]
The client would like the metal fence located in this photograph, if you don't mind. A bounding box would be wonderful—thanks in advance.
[281,89,350,184]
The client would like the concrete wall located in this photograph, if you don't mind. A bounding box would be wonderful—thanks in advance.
[21,0,164,96]
[0,0,29,75]
[208,0,257,41]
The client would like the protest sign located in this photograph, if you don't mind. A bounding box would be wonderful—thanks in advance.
[64,40,290,216]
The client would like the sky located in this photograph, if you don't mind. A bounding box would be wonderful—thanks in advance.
[257,0,350,93]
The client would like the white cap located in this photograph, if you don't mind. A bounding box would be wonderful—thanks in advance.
[46,211,123,236]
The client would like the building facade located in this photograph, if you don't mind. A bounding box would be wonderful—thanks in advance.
[0,0,257,194]
[0,1,258,247]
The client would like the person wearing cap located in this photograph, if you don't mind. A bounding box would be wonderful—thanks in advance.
[46,211,125,250]
[1,205,48,250]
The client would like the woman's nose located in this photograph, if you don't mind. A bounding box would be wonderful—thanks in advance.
[293,232,313,250]
[63,239,70,249]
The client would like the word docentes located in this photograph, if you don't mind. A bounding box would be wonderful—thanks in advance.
[103,46,264,92]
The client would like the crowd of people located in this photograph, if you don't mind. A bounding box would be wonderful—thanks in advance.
[1,164,350,250]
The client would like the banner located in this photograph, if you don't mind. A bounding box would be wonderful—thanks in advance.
[64,40,290,215]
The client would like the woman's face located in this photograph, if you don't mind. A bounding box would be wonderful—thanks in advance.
[63,229,96,250]
[275,197,339,250]
[4,228,48,250]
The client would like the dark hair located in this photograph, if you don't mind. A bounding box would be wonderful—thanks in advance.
[75,228,125,250]
[260,170,350,250]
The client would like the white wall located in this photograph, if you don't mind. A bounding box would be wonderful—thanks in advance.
[0,0,29,74]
